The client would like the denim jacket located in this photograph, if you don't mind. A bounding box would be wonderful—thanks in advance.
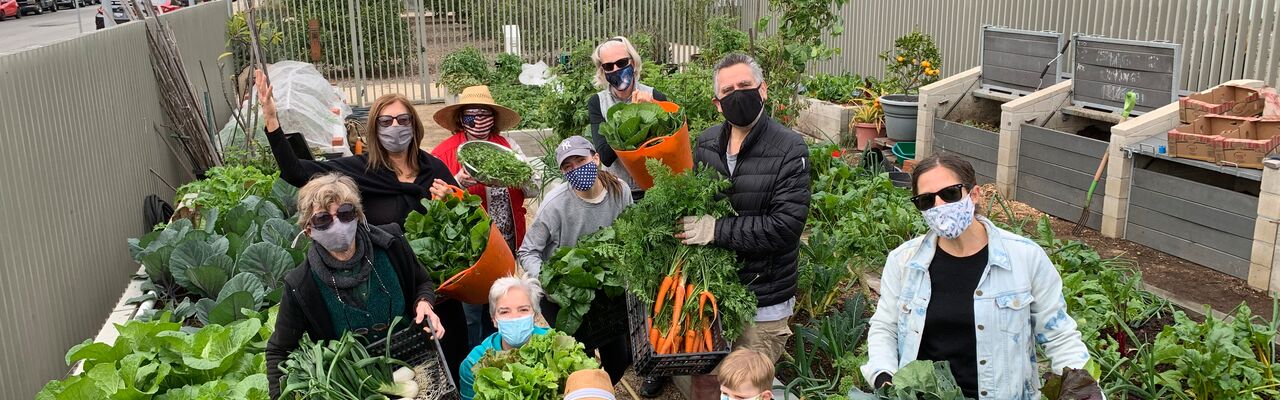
[861,217,1090,399]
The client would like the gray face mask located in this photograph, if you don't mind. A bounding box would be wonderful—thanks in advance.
[310,218,359,252]
[378,125,414,153]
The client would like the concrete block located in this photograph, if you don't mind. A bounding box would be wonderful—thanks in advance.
[1262,165,1280,197]
[1253,240,1277,271]
[1104,176,1130,199]
[1259,193,1280,220]
[1255,218,1280,245]
[1101,214,1126,238]
[1249,262,1272,291]
[1103,195,1128,220]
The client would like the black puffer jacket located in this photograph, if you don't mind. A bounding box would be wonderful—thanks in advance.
[693,116,811,307]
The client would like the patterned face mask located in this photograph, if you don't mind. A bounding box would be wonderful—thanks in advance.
[922,193,976,239]
[462,108,495,139]
[563,161,598,192]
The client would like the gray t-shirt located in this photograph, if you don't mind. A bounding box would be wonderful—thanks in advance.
[517,179,633,277]
[726,148,795,322]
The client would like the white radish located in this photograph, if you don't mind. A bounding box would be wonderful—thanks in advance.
[393,366,416,383]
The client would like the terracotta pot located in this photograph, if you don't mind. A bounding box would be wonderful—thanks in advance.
[853,122,885,150]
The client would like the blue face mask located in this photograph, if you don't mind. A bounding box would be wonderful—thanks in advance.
[496,314,535,347]
[564,161,599,192]
[605,65,635,91]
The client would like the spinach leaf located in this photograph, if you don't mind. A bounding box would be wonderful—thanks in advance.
[404,194,492,283]
[599,102,684,151]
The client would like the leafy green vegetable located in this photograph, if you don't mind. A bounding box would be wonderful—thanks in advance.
[599,102,684,151]
[848,360,966,400]
[404,194,492,283]
[1041,367,1104,400]
[128,195,305,322]
[458,142,534,187]
[540,227,625,334]
[612,160,756,342]
[176,166,277,212]
[280,323,411,400]
[36,309,274,399]
[440,46,491,96]
[473,330,599,400]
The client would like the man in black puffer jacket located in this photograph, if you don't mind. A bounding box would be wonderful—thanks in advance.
[677,53,811,369]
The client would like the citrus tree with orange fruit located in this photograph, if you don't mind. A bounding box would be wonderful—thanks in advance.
[877,30,943,95]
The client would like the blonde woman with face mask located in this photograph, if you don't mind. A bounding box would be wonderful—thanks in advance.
[265,173,470,399]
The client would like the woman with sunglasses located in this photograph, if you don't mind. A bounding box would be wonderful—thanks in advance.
[428,85,534,348]
[861,153,1094,399]
[588,36,668,201]
[255,70,459,227]
[266,173,469,399]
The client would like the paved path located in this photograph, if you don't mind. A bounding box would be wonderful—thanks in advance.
[0,3,101,55]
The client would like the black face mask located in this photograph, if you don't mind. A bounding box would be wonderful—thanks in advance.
[718,86,764,127]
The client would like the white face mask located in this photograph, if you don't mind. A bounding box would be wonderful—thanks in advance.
[922,194,976,239]
[721,394,763,400]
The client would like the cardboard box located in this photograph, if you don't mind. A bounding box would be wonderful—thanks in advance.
[1194,114,1253,138]
[1179,84,1266,123]
[1167,124,1220,162]
[1216,119,1280,169]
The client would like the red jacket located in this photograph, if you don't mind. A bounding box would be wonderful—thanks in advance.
[430,132,528,248]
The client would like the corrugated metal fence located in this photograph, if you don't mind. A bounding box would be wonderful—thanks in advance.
[0,2,230,397]
[742,0,1280,91]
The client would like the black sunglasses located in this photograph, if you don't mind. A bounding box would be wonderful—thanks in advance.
[376,113,413,128]
[599,57,632,72]
[311,203,357,231]
[910,183,971,211]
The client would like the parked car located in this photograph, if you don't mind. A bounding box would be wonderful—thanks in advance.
[57,0,99,9]
[0,0,19,20]
[18,0,57,15]
[94,0,178,29]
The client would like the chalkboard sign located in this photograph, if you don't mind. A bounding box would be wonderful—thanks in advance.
[979,26,1065,96]
[1071,34,1181,115]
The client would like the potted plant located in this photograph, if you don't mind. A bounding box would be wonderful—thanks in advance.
[877,30,942,141]
[849,102,884,151]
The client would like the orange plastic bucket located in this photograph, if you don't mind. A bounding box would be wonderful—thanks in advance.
[431,185,516,304]
[436,223,515,304]
[613,101,694,189]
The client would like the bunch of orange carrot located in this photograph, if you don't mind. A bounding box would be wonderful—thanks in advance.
[646,259,720,355]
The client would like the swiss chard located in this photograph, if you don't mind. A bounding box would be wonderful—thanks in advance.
[599,102,684,151]
[404,194,492,283]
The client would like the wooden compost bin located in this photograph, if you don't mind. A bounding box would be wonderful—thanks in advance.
[1016,124,1110,229]
[1126,150,1261,279]
[918,26,1065,185]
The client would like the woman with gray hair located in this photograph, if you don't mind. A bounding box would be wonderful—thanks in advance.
[265,173,469,399]
[457,274,553,400]
[587,36,669,202]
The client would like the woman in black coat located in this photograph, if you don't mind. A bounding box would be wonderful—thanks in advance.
[265,173,469,399]
[255,70,459,227]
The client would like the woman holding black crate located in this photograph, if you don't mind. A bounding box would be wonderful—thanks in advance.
[263,174,469,399]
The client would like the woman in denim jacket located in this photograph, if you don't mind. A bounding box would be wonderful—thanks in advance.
[862,153,1096,399]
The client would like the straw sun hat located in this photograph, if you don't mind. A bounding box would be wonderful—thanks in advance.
[433,85,521,133]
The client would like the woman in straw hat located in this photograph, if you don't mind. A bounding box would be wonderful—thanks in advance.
[255,70,460,227]
[429,85,536,347]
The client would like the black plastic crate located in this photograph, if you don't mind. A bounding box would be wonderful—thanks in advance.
[626,293,731,376]
[366,322,460,400]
